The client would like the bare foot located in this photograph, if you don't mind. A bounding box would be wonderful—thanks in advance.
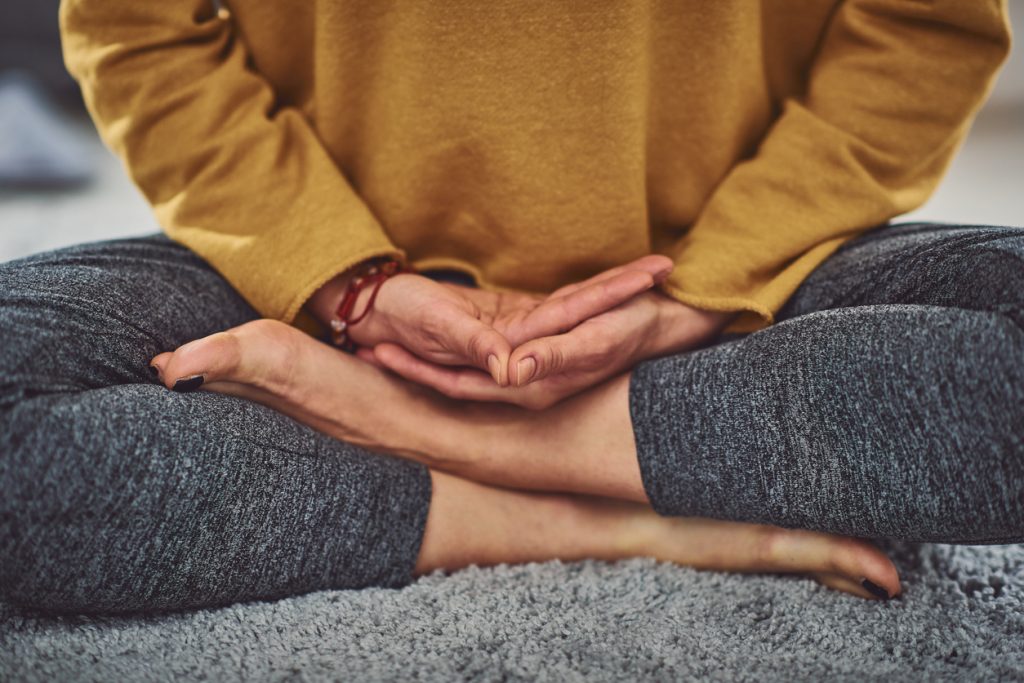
[422,473,901,601]
[149,318,564,476]
[149,319,447,461]
[616,506,902,600]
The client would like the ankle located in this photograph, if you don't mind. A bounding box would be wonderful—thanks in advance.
[413,400,517,475]
[605,504,665,559]
[562,497,659,562]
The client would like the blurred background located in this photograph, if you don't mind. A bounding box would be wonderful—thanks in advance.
[0,3,1021,262]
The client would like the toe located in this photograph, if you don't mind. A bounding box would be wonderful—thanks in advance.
[812,573,878,599]
[161,331,243,389]
[829,537,902,600]
[759,528,901,600]
[149,351,172,381]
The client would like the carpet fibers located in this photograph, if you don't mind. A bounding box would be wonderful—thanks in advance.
[1,542,1022,681]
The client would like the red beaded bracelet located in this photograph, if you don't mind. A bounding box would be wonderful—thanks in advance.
[329,258,415,352]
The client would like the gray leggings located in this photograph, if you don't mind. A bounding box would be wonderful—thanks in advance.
[1,222,1022,614]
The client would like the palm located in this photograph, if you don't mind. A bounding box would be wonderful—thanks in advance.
[496,313,652,408]
[368,288,735,409]
[351,255,674,384]
[441,285,564,346]
[358,278,559,366]
[370,291,668,409]
[378,277,495,365]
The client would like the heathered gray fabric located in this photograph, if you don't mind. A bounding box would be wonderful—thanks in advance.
[1,543,1023,681]
[632,222,1024,543]
[1,221,1022,637]
[0,236,432,613]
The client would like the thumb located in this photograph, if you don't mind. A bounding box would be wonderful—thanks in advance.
[382,275,513,385]
[508,325,608,387]
[446,313,513,386]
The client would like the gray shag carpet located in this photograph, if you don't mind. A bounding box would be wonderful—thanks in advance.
[1,542,1022,681]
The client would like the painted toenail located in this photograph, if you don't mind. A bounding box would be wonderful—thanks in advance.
[861,579,890,600]
[172,374,205,392]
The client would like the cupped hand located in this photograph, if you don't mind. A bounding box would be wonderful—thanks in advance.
[364,290,737,410]
[348,255,674,385]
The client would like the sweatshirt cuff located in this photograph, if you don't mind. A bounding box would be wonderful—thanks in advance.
[660,233,856,335]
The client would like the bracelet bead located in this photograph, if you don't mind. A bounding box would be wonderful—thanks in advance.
[329,258,414,352]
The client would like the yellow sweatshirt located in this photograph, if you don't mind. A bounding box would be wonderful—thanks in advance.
[60,1,1010,335]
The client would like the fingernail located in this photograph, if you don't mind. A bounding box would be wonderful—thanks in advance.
[861,579,890,600]
[172,374,205,392]
[515,357,536,386]
[148,365,159,377]
[487,354,502,384]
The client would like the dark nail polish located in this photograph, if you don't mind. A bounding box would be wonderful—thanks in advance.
[861,579,890,600]
[148,365,159,377]
[172,375,204,392]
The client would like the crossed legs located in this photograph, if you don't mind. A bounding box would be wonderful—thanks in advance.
[152,222,1024,601]
[150,315,901,600]
[6,222,1021,612]
[0,235,899,613]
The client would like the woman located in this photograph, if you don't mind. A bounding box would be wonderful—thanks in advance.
[1,1,1018,612]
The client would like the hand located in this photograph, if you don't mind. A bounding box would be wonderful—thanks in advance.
[365,290,736,410]
[345,255,674,385]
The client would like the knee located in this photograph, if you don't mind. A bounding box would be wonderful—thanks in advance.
[878,227,1024,361]
[977,230,1024,330]
[913,227,1024,330]
[0,252,143,398]
[1,238,258,399]
[0,240,187,397]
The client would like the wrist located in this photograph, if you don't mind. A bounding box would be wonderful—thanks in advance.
[305,260,411,347]
[345,275,404,346]
[306,268,360,328]
[650,292,736,355]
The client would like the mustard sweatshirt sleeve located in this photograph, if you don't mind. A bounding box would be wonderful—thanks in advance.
[662,0,1011,334]
[59,0,404,325]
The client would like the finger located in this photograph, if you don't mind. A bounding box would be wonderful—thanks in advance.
[511,270,652,345]
[442,311,513,386]
[373,343,513,402]
[546,254,673,300]
[508,324,611,387]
